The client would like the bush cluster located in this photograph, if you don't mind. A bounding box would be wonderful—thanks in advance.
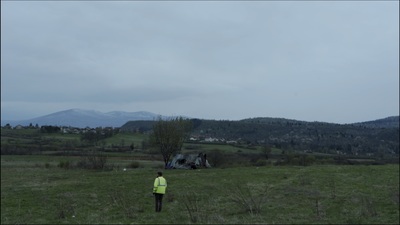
[58,160,72,169]
[76,154,108,170]
[127,161,141,169]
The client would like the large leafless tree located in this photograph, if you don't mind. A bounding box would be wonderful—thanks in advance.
[151,117,192,168]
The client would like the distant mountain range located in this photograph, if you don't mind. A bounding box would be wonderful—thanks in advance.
[1,108,398,129]
[0,109,169,128]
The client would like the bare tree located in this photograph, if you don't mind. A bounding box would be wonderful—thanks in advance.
[151,117,192,168]
[262,144,272,160]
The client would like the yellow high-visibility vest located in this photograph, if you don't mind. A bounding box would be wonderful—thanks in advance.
[153,176,167,194]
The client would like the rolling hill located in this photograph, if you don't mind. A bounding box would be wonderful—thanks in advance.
[121,116,399,158]
[1,109,166,128]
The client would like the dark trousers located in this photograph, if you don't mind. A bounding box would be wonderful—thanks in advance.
[154,193,164,212]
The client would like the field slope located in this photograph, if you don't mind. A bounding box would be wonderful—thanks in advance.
[1,155,399,224]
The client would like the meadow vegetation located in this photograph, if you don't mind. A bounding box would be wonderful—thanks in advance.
[2,155,399,224]
[1,128,399,224]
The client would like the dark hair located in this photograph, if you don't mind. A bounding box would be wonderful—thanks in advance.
[157,171,163,176]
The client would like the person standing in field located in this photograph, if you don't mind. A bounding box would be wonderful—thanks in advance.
[153,171,167,212]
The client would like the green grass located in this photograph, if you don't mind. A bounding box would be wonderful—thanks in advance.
[102,132,146,147]
[1,155,399,224]
[1,128,145,148]
[1,128,39,136]
[182,142,261,154]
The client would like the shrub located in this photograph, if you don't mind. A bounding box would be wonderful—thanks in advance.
[76,151,108,170]
[229,183,269,215]
[109,191,142,219]
[181,191,206,223]
[56,194,76,220]
[290,157,300,165]
[304,155,316,166]
[127,161,141,169]
[207,149,226,167]
[58,160,72,169]
[253,159,267,167]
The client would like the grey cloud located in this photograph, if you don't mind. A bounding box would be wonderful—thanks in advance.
[1,1,398,123]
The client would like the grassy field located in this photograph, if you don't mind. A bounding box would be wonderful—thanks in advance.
[1,155,399,224]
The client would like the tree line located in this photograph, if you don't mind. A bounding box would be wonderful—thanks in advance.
[122,117,399,158]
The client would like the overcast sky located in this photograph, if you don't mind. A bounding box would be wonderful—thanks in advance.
[1,1,399,124]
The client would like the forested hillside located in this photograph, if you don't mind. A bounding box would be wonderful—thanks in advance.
[121,116,399,158]
[352,116,399,128]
